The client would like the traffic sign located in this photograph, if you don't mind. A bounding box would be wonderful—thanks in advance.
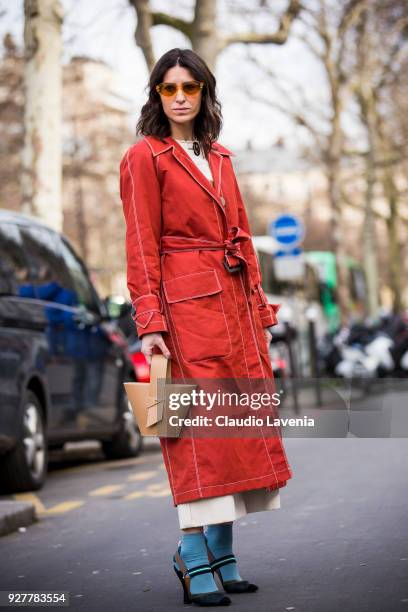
[268,215,304,248]
[274,251,305,281]
[275,247,303,258]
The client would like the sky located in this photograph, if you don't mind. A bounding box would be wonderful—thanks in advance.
[0,0,328,151]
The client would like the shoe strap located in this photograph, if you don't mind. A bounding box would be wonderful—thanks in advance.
[183,563,214,579]
[210,554,237,570]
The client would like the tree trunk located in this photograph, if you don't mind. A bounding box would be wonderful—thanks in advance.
[383,168,404,313]
[327,98,352,325]
[191,0,218,72]
[22,0,63,230]
[355,11,380,318]
[361,106,380,318]
[374,111,405,313]
[327,165,352,325]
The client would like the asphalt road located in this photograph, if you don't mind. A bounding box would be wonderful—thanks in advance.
[0,437,407,612]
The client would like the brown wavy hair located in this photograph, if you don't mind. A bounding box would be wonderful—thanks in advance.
[136,48,223,159]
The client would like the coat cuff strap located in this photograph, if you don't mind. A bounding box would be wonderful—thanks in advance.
[258,304,279,328]
[131,294,168,337]
[253,284,281,328]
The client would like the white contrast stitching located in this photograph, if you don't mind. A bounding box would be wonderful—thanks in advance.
[161,291,202,497]
[166,290,232,364]
[239,274,265,377]
[163,269,222,303]
[172,148,226,214]
[132,293,163,313]
[135,308,162,317]
[144,136,172,157]
[228,273,250,378]
[136,312,153,328]
[126,149,151,294]
[173,467,290,498]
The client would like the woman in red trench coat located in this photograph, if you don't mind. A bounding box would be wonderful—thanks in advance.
[120,48,293,606]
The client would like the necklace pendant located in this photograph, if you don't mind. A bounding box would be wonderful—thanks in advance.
[192,141,200,156]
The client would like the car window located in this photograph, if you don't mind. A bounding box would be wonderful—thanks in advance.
[18,225,74,296]
[1,221,101,314]
[57,237,101,314]
[0,222,29,295]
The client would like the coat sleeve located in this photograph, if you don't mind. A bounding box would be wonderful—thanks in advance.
[231,166,281,328]
[119,142,168,338]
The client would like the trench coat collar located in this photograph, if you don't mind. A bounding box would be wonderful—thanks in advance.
[143,135,234,211]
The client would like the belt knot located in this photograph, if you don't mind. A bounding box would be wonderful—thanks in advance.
[223,226,251,274]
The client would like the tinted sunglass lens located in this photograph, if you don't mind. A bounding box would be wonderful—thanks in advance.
[162,84,177,96]
[157,82,202,96]
[183,82,200,94]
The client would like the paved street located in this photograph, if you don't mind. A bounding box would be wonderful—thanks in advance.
[1,437,407,611]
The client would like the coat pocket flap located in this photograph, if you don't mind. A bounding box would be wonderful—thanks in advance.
[163,269,222,304]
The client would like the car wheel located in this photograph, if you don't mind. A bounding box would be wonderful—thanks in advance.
[101,393,143,460]
[0,390,48,493]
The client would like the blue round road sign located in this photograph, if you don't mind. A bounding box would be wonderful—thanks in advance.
[268,214,304,247]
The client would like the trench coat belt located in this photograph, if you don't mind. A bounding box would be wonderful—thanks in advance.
[159,226,252,274]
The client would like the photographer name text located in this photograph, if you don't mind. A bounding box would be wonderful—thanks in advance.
[168,415,315,428]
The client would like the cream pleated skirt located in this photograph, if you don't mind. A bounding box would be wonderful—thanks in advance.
[177,487,281,529]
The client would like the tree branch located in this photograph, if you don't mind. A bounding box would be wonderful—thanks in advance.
[151,11,193,40]
[219,0,301,49]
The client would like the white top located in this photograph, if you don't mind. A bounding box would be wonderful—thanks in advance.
[177,487,281,528]
[175,139,214,183]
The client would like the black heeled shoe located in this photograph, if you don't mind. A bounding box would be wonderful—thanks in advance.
[204,540,258,594]
[173,547,231,606]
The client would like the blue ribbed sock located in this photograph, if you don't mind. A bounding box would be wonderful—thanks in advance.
[205,522,242,582]
[177,532,219,596]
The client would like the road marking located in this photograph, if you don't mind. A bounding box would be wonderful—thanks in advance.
[12,456,169,511]
[89,485,124,496]
[123,491,146,500]
[42,501,84,515]
[127,470,157,482]
[146,488,171,497]
[146,482,171,497]
[13,493,84,516]
[123,481,171,500]
[146,483,167,491]
[146,482,171,496]
[13,493,46,515]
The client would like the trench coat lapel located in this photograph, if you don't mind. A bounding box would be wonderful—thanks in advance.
[164,137,230,217]
[169,137,223,203]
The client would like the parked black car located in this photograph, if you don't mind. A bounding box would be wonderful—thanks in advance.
[0,210,142,494]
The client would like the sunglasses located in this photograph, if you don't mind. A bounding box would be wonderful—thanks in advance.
[155,80,205,97]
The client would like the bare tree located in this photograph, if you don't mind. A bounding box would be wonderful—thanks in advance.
[0,34,24,213]
[128,0,301,71]
[352,1,408,313]
[22,0,64,230]
[242,1,368,322]
[353,7,380,317]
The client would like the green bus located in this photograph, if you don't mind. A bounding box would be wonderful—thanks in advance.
[252,237,366,333]
[305,251,367,332]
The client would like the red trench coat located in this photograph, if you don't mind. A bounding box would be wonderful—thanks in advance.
[119,135,293,506]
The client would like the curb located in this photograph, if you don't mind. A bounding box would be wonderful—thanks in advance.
[0,501,37,537]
